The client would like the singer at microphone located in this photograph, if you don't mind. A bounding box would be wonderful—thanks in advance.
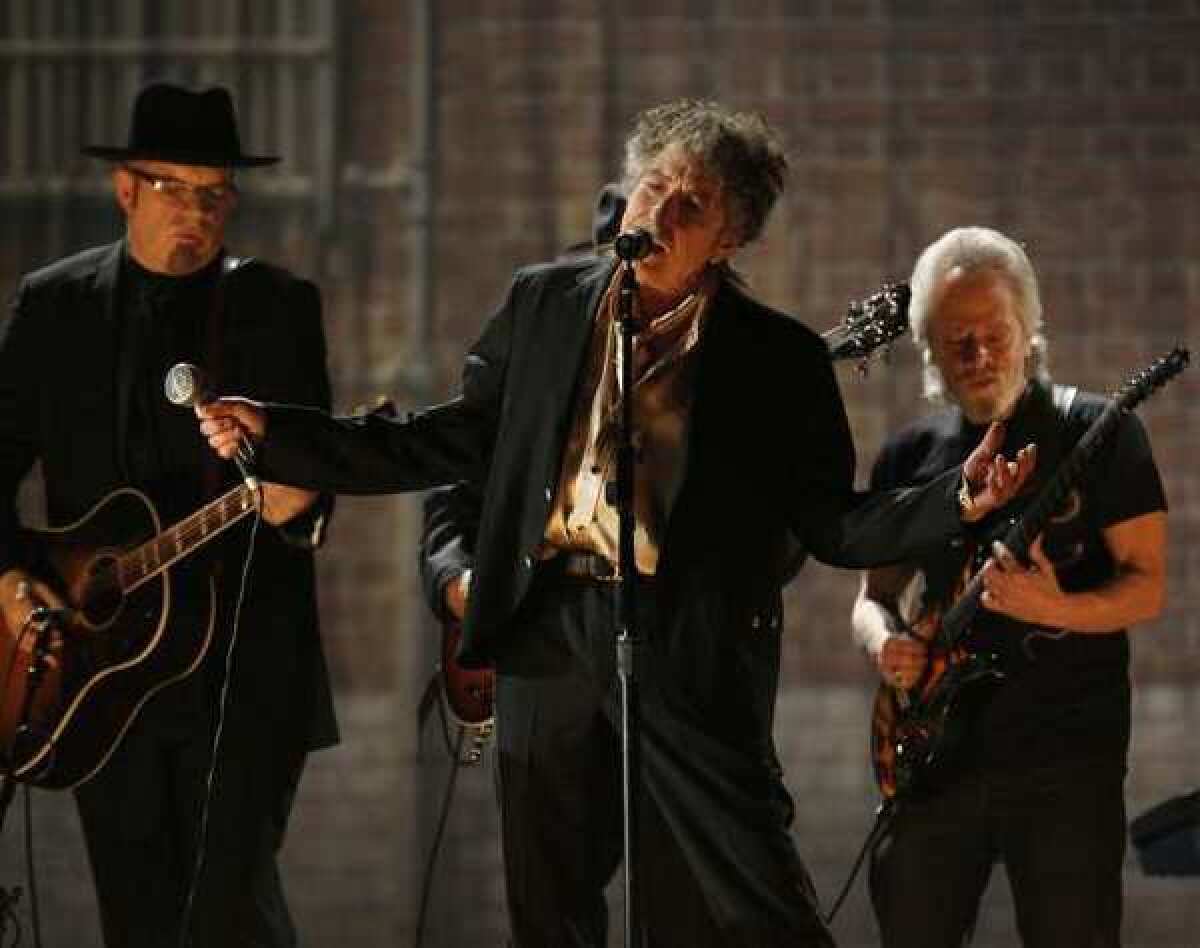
[183,99,1049,947]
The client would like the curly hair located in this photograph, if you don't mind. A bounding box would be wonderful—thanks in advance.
[622,99,788,246]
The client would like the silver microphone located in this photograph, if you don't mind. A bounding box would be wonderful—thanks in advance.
[165,362,259,490]
[164,362,212,408]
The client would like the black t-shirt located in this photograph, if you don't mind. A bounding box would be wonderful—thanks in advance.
[870,381,1166,771]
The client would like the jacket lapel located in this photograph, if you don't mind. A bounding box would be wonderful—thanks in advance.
[88,242,133,481]
[659,282,753,573]
[539,258,615,450]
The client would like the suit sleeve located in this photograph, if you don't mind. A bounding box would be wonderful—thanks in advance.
[788,341,963,569]
[257,273,517,494]
[418,481,481,622]
[0,279,44,574]
[251,277,335,547]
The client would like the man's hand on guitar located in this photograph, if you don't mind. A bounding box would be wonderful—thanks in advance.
[980,536,1063,624]
[877,633,928,690]
[959,421,1037,523]
[197,397,267,459]
[443,570,471,622]
[0,568,66,634]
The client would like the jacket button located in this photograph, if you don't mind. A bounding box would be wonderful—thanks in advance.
[522,555,533,570]
[544,486,553,502]
[751,614,762,630]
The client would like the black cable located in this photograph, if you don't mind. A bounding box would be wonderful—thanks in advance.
[434,685,458,759]
[0,612,50,948]
[21,786,39,948]
[177,504,261,948]
[822,798,898,925]
[414,725,467,948]
[0,887,21,948]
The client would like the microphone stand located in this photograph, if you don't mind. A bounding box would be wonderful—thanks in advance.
[614,255,643,948]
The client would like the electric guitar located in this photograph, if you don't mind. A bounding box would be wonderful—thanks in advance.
[0,483,261,788]
[870,347,1189,801]
[437,280,915,730]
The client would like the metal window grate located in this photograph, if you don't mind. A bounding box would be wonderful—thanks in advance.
[0,0,338,228]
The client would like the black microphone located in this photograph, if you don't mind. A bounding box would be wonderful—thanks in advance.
[164,362,259,489]
[613,228,655,261]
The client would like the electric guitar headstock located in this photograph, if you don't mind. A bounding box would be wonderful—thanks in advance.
[1112,346,1190,412]
[823,281,911,374]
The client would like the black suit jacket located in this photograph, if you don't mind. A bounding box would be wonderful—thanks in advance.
[0,240,338,751]
[260,257,963,747]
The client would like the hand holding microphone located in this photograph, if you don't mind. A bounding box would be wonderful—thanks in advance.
[165,363,266,481]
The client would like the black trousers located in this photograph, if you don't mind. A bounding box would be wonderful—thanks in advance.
[74,679,306,948]
[494,570,834,948]
[868,758,1126,948]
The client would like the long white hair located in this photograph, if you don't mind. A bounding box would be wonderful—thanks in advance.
[909,226,1050,403]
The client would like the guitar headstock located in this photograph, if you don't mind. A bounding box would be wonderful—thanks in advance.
[1114,346,1190,411]
[824,281,911,369]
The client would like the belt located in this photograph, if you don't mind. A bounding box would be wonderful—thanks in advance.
[543,551,656,583]
[556,551,619,581]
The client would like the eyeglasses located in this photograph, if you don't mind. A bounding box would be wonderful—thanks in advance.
[121,165,238,208]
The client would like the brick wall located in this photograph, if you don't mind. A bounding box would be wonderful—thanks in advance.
[1,2,1198,946]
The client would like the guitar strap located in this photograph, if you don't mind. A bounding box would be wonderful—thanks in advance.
[1052,383,1079,428]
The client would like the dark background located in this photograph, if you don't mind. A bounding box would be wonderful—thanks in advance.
[0,2,1197,945]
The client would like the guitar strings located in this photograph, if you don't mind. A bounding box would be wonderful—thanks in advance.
[105,486,257,593]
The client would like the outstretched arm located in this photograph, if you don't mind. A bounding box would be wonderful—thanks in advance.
[794,350,1036,569]
[197,273,520,496]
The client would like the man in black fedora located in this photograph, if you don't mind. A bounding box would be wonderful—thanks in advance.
[0,81,337,946]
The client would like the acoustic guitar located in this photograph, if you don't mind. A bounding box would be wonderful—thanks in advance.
[0,483,259,788]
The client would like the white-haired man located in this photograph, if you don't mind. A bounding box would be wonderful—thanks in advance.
[853,226,1168,947]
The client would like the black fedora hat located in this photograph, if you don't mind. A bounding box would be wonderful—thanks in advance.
[82,81,278,168]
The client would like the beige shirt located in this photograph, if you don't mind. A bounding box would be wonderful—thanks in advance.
[541,268,715,575]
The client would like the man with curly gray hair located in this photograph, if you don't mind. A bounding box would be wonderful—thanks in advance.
[854,226,1167,947]
[199,105,1033,947]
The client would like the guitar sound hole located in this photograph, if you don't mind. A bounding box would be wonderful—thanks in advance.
[79,555,123,629]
